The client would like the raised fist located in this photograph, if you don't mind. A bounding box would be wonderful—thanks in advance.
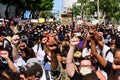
[12,35,20,45]
[0,50,9,60]
[70,37,79,46]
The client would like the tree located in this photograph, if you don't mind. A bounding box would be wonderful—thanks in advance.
[72,3,80,17]
[114,12,120,21]
[0,0,54,18]
[78,0,88,19]
[39,10,54,19]
[99,0,120,23]
[77,0,120,24]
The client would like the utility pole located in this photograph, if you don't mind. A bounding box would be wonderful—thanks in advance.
[97,0,100,24]
[81,4,84,20]
[72,4,75,31]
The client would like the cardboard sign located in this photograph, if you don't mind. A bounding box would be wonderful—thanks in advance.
[48,18,53,22]
[31,19,38,23]
[38,18,45,23]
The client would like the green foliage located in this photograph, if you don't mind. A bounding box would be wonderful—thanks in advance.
[72,4,80,16]
[99,0,120,15]
[83,2,96,15]
[77,0,120,21]
[40,0,54,10]
[114,12,120,20]
[39,10,54,19]
[0,0,54,11]
[0,0,54,18]
[78,0,88,3]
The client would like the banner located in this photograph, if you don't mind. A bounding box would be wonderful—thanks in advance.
[48,18,53,22]
[24,10,31,19]
[38,18,45,23]
[31,19,38,23]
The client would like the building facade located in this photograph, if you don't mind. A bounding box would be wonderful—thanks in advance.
[62,0,77,14]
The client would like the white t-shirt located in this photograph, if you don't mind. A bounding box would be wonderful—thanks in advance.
[82,45,100,57]
[82,44,113,62]
[32,43,46,62]
[82,48,91,57]
[40,66,47,80]
[14,56,26,71]
[102,45,113,63]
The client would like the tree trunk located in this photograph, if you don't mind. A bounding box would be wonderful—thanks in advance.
[5,5,9,18]
[100,12,106,25]
[97,0,100,24]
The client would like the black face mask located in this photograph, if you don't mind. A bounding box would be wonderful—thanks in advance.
[0,41,3,50]
[61,63,66,69]
[0,46,3,50]
[115,37,120,48]
[116,44,120,49]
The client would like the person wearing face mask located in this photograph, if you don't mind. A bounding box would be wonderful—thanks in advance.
[44,33,70,80]
[33,29,39,42]
[0,35,15,75]
[73,51,82,70]
[91,36,120,80]
[66,37,106,80]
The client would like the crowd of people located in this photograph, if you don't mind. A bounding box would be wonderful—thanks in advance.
[0,19,120,80]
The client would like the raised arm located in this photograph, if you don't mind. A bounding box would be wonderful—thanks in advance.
[51,50,59,71]
[0,50,18,72]
[94,32,105,50]
[90,38,107,67]
[43,34,59,70]
[12,34,20,60]
[66,37,79,77]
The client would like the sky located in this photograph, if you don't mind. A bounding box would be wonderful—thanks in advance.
[52,0,63,13]
[52,0,78,13]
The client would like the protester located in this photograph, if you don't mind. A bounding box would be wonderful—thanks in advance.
[66,37,106,80]
[1,17,120,80]
[0,34,18,78]
[11,34,26,71]
[90,32,120,80]
[44,32,70,80]
[18,41,36,62]
[19,62,43,80]
[32,35,46,63]
[0,50,19,80]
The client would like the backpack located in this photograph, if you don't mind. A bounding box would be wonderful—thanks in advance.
[105,48,113,58]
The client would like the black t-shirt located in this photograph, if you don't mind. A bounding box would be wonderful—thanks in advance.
[70,71,82,80]
[102,61,112,76]
[0,38,13,76]
[103,61,120,80]
[0,60,9,77]
[70,70,99,80]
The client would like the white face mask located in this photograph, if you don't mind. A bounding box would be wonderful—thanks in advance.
[79,67,92,76]
[89,42,91,46]
[74,62,80,66]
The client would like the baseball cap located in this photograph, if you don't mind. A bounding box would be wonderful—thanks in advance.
[27,58,41,64]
